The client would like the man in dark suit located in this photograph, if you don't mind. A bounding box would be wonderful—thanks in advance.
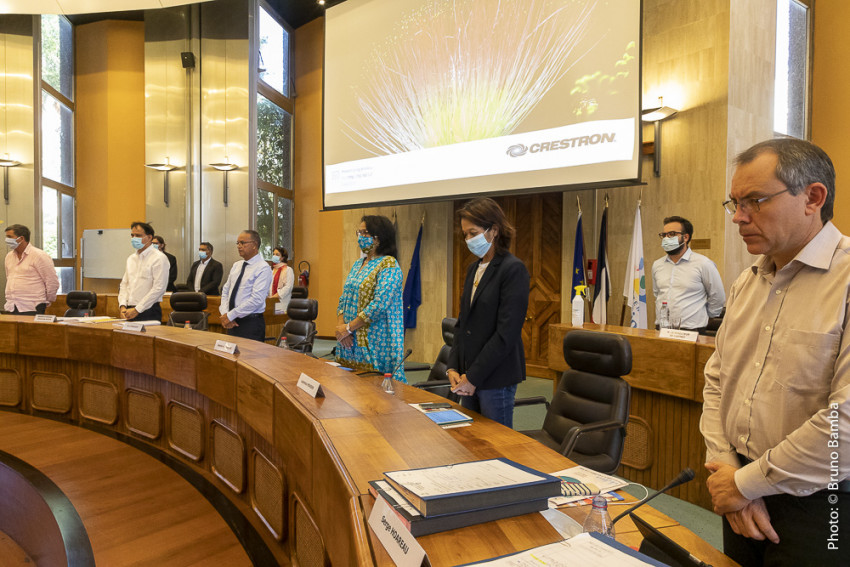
[152,235,178,292]
[186,241,223,295]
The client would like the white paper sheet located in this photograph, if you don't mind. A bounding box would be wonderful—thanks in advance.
[385,459,545,498]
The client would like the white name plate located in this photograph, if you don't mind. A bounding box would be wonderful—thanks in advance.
[34,314,56,322]
[368,496,427,567]
[122,322,146,332]
[214,340,239,355]
[659,328,699,342]
[297,372,324,398]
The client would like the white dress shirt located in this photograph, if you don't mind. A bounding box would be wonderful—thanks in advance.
[651,247,725,328]
[118,246,170,313]
[194,258,210,292]
[220,254,273,320]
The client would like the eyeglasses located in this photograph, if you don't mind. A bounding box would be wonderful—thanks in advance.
[236,240,256,246]
[722,188,792,215]
[354,230,371,237]
[658,231,683,238]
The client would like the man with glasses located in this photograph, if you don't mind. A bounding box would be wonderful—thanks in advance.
[219,230,273,341]
[651,215,725,332]
[701,138,849,566]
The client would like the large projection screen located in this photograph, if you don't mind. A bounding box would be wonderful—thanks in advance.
[324,0,642,209]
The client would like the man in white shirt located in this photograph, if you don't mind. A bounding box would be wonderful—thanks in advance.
[3,224,59,315]
[118,222,169,322]
[651,215,725,331]
[220,230,272,341]
[185,241,223,295]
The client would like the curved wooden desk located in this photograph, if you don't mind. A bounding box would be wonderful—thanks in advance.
[0,317,733,565]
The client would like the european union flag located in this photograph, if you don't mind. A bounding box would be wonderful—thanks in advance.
[403,224,423,329]
[571,211,586,300]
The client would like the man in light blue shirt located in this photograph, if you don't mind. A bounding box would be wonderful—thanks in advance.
[220,230,273,342]
[652,216,725,331]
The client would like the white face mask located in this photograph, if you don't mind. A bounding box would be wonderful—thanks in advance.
[5,237,19,250]
[661,235,683,253]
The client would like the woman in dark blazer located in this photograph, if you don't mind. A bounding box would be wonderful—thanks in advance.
[447,198,529,427]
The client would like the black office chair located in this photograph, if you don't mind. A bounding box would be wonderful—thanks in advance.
[64,291,98,317]
[519,330,632,475]
[279,298,318,353]
[703,307,725,337]
[167,292,209,331]
[412,317,460,403]
[291,286,308,299]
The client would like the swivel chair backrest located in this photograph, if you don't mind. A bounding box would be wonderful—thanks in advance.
[426,317,458,382]
[544,330,632,474]
[284,298,319,352]
[291,286,308,299]
[64,291,98,317]
[167,292,209,330]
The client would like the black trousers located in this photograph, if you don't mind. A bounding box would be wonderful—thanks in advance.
[129,304,162,323]
[227,313,265,342]
[722,490,850,566]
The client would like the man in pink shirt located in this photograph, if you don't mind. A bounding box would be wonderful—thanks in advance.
[4,224,60,315]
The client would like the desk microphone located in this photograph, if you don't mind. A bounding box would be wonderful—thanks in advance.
[355,348,413,377]
[611,467,695,526]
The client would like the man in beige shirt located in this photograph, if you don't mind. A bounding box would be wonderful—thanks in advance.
[701,138,849,566]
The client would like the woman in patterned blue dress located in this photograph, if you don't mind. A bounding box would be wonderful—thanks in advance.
[335,215,407,382]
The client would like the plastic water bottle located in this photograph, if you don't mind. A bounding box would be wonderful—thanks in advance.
[184,320,191,329]
[381,373,395,395]
[659,301,670,329]
[582,495,615,538]
[280,337,288,350]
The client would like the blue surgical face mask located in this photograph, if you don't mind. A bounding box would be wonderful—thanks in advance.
[465,230,492,258]
[358,234,375,252]
[131,237,144,250]
[198,250,208,260]
[5,237,19,250]
[152,243,160,250]
[661,235,683,253]
[271,255,281,264]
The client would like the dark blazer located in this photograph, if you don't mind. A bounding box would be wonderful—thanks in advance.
[186,258,224,296]
[448,251,530,390]
[164,251,178,292]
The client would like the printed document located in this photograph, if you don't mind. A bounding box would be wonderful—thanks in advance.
[385,460,545,498]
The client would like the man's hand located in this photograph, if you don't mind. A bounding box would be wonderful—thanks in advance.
[447,369,461,388]
[452,374,476,396]
[706,462,749,514]
[220,313,238,329]
[124,307,139,320]
[725,498,780,544]
[119,306,127,319]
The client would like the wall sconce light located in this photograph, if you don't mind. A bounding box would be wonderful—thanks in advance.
[641,96,679,177]
[210,157,238,207]
[0,154,20,205]
[145,157,178,206]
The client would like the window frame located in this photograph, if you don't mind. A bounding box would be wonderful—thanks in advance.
[773,0,814,140]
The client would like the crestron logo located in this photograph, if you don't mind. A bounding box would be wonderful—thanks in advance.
[506,133,617,157]
[506,144,528,157]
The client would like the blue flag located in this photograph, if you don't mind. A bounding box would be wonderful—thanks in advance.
[571,211,586,300]
[403,224,423,329]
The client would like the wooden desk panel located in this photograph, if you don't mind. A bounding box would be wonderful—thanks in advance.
[66,324,113,362]
[0,320,18,353]
[0,316,732,567]
[18,322,67,359]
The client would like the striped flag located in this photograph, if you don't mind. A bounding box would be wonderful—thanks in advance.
[623,202,647,328]
[591,205,610,324]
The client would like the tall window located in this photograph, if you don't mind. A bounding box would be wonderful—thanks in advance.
[774,0,812,139]
[40,15,76,292]
[256,2,293,260]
